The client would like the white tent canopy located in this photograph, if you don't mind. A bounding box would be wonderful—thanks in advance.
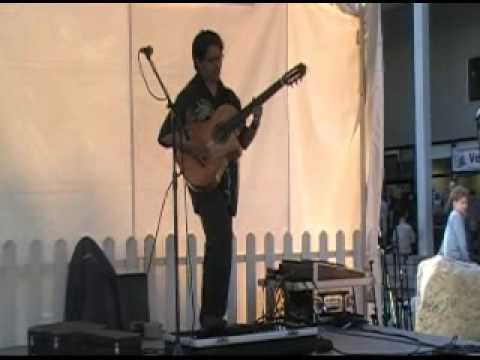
[0,3,383,346]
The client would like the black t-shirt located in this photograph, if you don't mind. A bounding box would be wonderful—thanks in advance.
[158,73,245,217]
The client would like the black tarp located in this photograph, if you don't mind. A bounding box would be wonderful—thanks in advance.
[64,236,123,329]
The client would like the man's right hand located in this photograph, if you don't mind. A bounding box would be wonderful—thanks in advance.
[162,132,211,167]
[183,143,211,167]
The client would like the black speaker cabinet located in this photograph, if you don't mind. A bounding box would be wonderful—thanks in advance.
[116,273,150,331]
[469,56,480,101]
[284,290,314,325]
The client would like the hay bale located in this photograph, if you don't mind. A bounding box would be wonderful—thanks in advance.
[415,255,480,341]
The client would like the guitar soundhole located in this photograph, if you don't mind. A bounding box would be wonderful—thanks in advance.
[213,125,228,144]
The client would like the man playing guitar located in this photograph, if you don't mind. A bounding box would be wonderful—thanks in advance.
[158,29,262,334]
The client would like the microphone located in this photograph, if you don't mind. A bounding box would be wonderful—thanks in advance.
[139,45,153,59]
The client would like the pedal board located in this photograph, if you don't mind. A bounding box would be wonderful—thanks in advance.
[164,324,332,355]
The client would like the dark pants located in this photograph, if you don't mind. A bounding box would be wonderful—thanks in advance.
[192,188,233,328]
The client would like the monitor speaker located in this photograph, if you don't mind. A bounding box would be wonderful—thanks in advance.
[116,273,150,331]
[284,290,313,325]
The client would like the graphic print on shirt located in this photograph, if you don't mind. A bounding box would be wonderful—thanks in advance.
[193,98,214,122]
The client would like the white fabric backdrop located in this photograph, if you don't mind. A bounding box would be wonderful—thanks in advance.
[288,4,361,251]
[131,3,289,258]
[0,4,132,259]
[362,3,385,321]
[132,3,361,258]
[0,3,364,256]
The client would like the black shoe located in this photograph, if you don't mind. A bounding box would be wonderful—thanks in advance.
[199,315,227,337]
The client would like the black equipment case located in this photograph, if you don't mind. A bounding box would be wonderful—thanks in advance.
[27,321,106,355]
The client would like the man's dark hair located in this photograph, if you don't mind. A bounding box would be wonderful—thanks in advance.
[192,30,224,70]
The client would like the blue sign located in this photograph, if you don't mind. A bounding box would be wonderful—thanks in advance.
[452,146,480,172]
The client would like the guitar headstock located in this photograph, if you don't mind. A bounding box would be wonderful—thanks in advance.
[282,62,307,86]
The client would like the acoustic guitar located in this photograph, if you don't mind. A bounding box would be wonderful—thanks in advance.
[177,62,307,191]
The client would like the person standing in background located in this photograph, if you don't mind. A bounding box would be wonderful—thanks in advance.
[438,186,472,263]
[392,210,416,258]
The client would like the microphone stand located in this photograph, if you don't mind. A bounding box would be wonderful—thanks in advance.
[143,50,183,355]
[368,260,379,326]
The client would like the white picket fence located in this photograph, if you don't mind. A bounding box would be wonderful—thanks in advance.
[0,230,364,348]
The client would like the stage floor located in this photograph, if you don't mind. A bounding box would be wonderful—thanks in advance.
[2,325,480,356]
[317,324,480,355]
[0,346,27,356]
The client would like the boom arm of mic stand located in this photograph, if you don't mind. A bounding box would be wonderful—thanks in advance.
[146,57,175,111]
[144,54,183,353]
[146,56,189,141]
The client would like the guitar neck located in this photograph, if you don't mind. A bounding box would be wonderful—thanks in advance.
[223,78,285,134]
